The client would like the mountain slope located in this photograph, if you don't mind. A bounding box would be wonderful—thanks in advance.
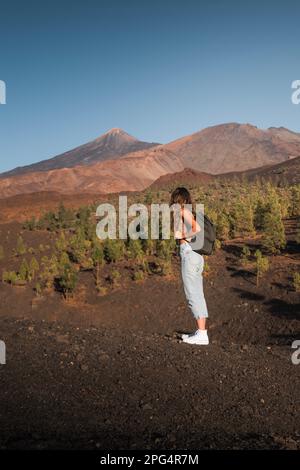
[0,147,184,198]
[149,168,213,190]
[219,154,300,184]
[164,123,300,174]
[1,128,159,178]
[1,123,300,199]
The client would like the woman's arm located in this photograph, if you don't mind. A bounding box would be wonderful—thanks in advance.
[174,207,201,239]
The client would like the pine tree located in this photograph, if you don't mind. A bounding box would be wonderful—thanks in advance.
[289,186,300,217]
[55,232,68,253]
[261,188,286,254]
[255,250,269,287]
[57,263,78,298]
[91,242,104,287]
[262,211,286,254]
[103,239,124,263]
[231,200,255,238]
[127,239,144,261]
[216,213,230,240]
[19,258,30,282]
[29,257,39,281]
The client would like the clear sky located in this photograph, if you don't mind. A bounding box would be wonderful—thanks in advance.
[0,0,300,172]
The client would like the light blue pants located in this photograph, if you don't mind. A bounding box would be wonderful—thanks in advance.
[180,242,208,319]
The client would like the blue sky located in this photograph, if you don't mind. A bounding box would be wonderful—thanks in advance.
[0,0,300,172]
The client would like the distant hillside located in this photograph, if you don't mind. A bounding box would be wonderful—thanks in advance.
[220,154,300,185]
[149,168,213,191]
[0,147,184,199]
[164,123,300,174]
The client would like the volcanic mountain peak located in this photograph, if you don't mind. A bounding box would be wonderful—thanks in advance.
[1,128,159,178]
[97,127,138,141]
[93,127,139,148]
[103,127,135,136]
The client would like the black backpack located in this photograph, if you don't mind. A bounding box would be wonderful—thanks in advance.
[189,214,216,256]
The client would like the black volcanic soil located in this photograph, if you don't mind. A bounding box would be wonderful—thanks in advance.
[0,224,299,449]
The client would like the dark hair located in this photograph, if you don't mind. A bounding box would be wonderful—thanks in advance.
[170,187,192,207]
[170,187,194,235]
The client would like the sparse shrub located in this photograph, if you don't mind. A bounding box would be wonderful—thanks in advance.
[214,239,222,251]
[254,250,269,287]
[16,236,26,256]
[141,238,155,256]
[39,255,59,289]
[69,229,86,264]
[58,251,70,268]
[109,269,121,286]
[133,270,144,281]
[80,257,93,270]
[28,247,35,254]
[55,232,68,253]
[156,239,175,261]
[23,217,36,231]
[29,257,39,281]
[144,191,153,204]
[2,271,18,285]
[126,239,144,261]
[103,239,124,263]
[293,272,300,292]
[37,211,57,231]
[57,203,75,229]
[157,259,172,276]
[203,259,210,277]
[34,282,42,296]
[97,286,108,296]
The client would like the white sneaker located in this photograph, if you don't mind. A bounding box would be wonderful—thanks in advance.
[182,329,209,345]
[181,331,197,340]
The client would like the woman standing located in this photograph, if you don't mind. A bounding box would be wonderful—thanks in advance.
[170,187,209,345]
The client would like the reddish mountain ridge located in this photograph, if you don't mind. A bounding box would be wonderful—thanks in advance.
[0,146,184,199]
[1,123,300,199]
[165,123,300,174]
